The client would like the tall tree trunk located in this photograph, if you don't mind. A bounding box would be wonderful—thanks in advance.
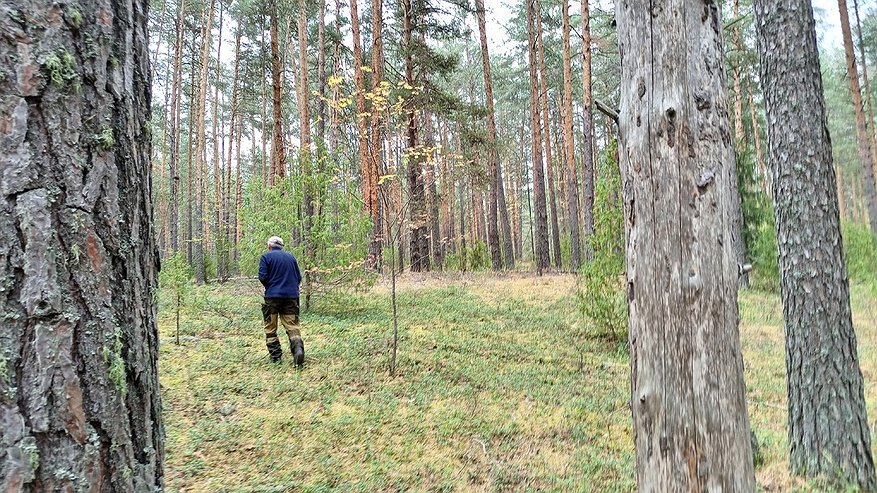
[746,71,769,193]
[854,0,877,192]
[475,0,502,270]
[534,0,562,269]
[617,0,756,489]
[211,6,223,279]
[194,0,216,284]
[732,0,746,150]
[561,0,582,269]
[351,0,379,269]
[527,0,550,274]
[298,0,315,306]
[403,0,429,271]
[317,0,327,146]
[517,119,526,260]
[423,114,443,268]
[369,0,385,269]
[754,0,877,488]
[270,0,287,184]
[226,31,241,274]
[839,0,877,237]
[168,0,186,255]
[186,39,196,264]
[260,17,269,186]
[0,0,164,486]
[581,0,595,258]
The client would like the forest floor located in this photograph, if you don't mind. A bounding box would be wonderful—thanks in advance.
[157,273,877,492]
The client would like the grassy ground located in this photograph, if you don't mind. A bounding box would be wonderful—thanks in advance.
[157,274,877,492]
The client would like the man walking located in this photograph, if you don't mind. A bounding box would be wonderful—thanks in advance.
[259,236,305,366]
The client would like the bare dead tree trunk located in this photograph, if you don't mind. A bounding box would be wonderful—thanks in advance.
[0,0,164,486]
[617,0,756,489]
[754,0,877,488]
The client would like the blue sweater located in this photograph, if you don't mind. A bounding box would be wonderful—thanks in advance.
[259,249,302,298]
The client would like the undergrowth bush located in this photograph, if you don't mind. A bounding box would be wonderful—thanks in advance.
[578,142,627,341]
[238,157,376,300]
[843,222,877,284]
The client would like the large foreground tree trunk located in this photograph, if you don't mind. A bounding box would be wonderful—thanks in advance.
[617,1,755,490]
[0,0,164,488]
[754,0,877,489]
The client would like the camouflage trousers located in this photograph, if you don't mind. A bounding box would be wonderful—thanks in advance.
[261,297,301,361]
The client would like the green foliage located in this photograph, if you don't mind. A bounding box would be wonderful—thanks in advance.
[442,241,491,272]
[578,143,627,340]
[238,153,375,295]
[466,241,490,271]
[65,5,83,29]
[96,126,114,151]
[843,222,877,284]
[160,253,194,302]
[43,50,79,89]
[736,149,778,292]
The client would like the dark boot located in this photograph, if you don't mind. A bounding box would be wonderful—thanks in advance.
[290,338,305,368]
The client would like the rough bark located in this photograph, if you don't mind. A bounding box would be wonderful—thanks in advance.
[527,0,550,274]
[838,0,877,237]
[0,0,164,487]
[581,0,595,258]
[270,0,286,184]
[561,0,582,269]
[617,0,756,489]
[475,0,502,270]
[754,0,877,488]
[403,0,429,271]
